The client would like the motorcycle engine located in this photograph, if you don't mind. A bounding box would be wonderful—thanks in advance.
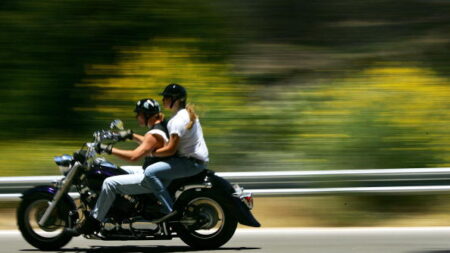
[108,195,139,221]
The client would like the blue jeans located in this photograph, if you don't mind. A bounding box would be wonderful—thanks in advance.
[142,157,206,214]
[91,172,150,221]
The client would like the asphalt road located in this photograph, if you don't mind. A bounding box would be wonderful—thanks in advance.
[2,228,450,253]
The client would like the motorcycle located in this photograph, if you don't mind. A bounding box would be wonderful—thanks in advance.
[17,120,260,251]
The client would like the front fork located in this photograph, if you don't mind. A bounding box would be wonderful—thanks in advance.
[38,162,82,227]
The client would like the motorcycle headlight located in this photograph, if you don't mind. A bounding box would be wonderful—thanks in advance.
[54,154,73,175]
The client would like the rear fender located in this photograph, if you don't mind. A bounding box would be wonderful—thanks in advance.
[207,173,261,227]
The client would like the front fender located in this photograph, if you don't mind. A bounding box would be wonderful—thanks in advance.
[21,185,77,212]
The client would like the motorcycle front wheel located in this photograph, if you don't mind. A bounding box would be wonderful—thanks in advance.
[174,190,237,249]
[17,192,73,251]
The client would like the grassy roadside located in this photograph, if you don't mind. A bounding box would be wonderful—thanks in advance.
[2,196,450,230]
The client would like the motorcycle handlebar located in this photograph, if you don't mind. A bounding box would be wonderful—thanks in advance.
[93,130,121,143]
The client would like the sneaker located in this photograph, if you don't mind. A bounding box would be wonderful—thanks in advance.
[66,215,101,236]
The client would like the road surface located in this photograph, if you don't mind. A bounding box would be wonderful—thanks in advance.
[2,227,450,253]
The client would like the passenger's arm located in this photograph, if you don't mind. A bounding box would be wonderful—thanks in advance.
[112,133,164,161]
[153,134,179,157]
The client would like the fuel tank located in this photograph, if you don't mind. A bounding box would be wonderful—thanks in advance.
[86,158,128,191]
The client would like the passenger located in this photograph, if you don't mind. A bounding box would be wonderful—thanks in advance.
[142,83,209,220]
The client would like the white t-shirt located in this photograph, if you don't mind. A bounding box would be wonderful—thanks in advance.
[167,109,209,162]
[144,124,169,164]
[146,128,169,144]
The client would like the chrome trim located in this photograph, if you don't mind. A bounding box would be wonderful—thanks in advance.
[232,184,254,209]
[240,192,254,210]
[161,221,169,236]
[174,182,212,199]
[38,162,82,227]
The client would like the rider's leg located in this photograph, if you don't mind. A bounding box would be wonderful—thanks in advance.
[68,173,151,235]
[91,173,150,221]
[120,166,144,174]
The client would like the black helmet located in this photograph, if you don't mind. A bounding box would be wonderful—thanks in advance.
[134,98,161,115]
[160,83,187,100]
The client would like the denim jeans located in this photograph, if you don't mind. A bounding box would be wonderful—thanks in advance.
[142,157,206,214]
[91,157,205,221]
[91,172,151,221]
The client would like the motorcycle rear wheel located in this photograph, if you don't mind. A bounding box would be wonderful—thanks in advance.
[17,192,73,251]
[174,190,237,249]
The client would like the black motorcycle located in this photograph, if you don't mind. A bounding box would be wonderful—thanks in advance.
[17,120,260,251]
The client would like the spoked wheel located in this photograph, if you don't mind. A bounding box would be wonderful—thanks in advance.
[174,190,237,249]
[17,192,73,251]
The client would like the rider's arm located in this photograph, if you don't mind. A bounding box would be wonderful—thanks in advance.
[112,133,164,161]
[152,134,179,157]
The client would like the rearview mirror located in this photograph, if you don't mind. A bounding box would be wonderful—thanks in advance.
[110,119,124,130]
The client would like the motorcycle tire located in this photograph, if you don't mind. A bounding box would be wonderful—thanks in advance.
[17,192,73,251]
[174,189,237,249]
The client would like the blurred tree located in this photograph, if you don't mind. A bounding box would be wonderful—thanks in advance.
[0,0,449,173]
[1,0,449,139]
[0,0,230,138]
[223,0,450,84]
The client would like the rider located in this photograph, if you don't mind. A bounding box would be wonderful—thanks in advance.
[68,98,170,235]
[141,83,209,220]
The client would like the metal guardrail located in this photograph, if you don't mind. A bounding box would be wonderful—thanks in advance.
[2,167,450,201]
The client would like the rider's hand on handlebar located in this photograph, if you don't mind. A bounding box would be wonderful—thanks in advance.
[117,129,134,141]
[95,143,113,154]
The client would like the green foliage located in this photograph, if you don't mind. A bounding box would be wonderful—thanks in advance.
[235,66,450,171]
[0,0,230,136]
[0,0,449,176]
[1,1,450,219]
